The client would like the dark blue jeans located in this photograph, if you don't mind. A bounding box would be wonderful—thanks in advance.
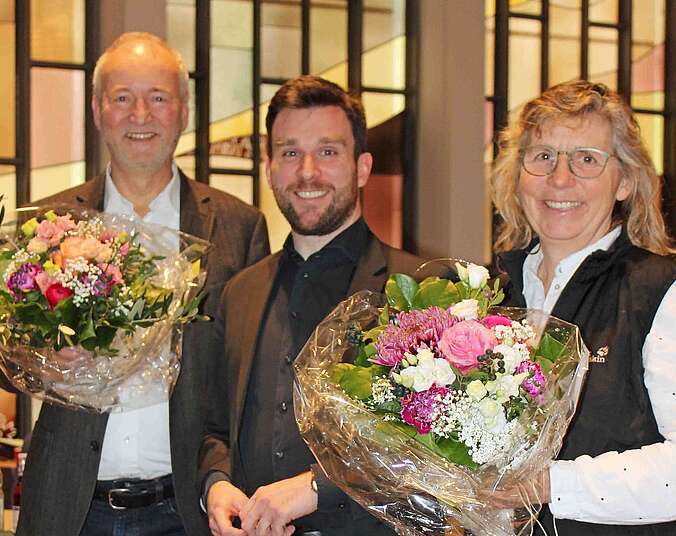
[79,497,186,536]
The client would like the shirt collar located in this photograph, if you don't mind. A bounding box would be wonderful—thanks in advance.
[103,162,181,218]
[282,218,369,264]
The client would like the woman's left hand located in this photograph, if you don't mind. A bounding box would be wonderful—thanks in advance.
[478,469,551,509]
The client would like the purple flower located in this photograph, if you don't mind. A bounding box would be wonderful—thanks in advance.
[401,385,448,434]
[373,307,456,366]
[516,360,547,403]
[7,263,42,301]
[80,274,111,297]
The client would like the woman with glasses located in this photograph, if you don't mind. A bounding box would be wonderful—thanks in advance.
[490,80,676,534]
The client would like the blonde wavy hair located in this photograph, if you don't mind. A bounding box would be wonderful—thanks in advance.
[492,80,674,255]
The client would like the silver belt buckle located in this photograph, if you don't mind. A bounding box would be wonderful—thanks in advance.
[108,487,132,510]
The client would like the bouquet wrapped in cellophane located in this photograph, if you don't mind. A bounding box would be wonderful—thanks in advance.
[294,261,588,535]
[0,204,209,413]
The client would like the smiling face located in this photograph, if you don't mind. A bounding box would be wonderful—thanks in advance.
[92,41,189,178]
[517,113,631,258]
[266,105,372,236]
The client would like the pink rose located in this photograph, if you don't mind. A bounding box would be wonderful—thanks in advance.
[482,314,512,329]
[36,220,65,246]
[119,242,130,256]
[27,237,50,254]
[438,320,497,374]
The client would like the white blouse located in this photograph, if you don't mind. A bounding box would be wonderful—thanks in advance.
[522,227,676,524]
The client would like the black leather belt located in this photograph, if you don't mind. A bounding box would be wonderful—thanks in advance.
[93,474,174,510]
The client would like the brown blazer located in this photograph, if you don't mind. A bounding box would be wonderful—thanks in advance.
[17,171,270,536]
[199,231,424,535]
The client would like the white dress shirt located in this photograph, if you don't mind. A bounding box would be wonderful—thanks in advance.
[522,226,676,524]
[97,164,180,480]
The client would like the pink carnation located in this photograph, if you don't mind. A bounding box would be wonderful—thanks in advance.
[401,386,448,434]
[55,214,76,233]
[35,271,57,295]
[482,314,512,329]
[36,220,65,247]
[98,263,123,286]
[438,320,497,374]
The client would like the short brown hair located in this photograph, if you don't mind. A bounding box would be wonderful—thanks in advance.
[265,75,367,160]
[492,80,674,255]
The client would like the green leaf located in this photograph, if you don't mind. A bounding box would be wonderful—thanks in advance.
[78,310,97,342]
[374,399,402,414]
[13,302,49,326]
[338,366,376,400]
[380,420,417,438]
[536,332,566,362]
[414,433,479,469]
[411,277,460,310]
[128,298,145,320]
[385,274,419,311]
[378,304,390,326]
[329,363,355,384]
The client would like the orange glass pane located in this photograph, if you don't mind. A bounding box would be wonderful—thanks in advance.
[31,0,85,63]
[0,1,15,158]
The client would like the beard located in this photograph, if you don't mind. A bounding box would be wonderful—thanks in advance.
[273,174,359,236]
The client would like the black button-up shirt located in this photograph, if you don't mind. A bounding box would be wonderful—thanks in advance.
[239,219,369,497]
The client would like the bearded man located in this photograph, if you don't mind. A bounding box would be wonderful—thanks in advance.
[198,75,423,536]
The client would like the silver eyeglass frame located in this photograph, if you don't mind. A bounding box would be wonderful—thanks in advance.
[520,144,616,179]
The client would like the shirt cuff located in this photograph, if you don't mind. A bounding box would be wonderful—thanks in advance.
[311,464,350,513]
[548,459,583,519]
[200,470,230,513]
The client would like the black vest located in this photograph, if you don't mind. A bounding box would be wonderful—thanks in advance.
[499,229,676,536]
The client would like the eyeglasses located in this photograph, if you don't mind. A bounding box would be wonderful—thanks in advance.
[520,145,615,179]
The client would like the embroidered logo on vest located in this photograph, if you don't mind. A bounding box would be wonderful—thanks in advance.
[590,345,608,364]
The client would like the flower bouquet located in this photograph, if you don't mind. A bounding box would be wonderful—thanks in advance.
[293,262,588,535]
[0,205,208,412]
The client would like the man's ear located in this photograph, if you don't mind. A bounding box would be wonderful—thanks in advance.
[356,152,373,188]
[92,95,102,131]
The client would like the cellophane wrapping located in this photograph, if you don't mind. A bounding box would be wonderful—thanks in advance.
[294,290,588,536]
[0,207,209,413]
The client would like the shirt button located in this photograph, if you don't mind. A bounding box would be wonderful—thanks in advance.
[290,311,298,319]
[302,272,309,279]
[338,502,347,509]
[554,284,561,290]
[280,401,288,412]
[90,440,100,452]
[284,355,293,365]
[275,450,284,459]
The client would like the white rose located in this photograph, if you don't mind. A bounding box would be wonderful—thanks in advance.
[467,263,490,289]
[479,397,500,419]
[493,343,526,374]
[399,350,456,392]
[485,404,508,433]
[466,379,487,401]
[450,299,479,320]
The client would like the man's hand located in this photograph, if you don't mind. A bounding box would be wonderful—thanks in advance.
[240,471,318,536]
[207,480,250,536]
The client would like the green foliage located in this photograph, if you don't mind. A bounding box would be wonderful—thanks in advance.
[414,432,479,469]
[535,332,566,363]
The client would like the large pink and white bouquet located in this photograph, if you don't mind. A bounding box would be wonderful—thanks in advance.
[0,206,208,412]
[294,262,588,536]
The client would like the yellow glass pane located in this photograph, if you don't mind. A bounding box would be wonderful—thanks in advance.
[30,68,85,169]
[209,173,254,205]
[0,166,16,216]
[588,26,617,90]
[0,3,15,158]
[509,0,540,15]
[508,18,540,112]
[174,155,196,179]
[361,92,405,129]
[31,0,84,63]
[635,113,664,176]
[310,1,347,75]
[30,161,85,202]
[210,149,254,173]
[261,83,281,138]
[167,0,196,72]
[549,3,581,86]
[589,0,617,24]
[262,0,301,80]
[362,0,405,90]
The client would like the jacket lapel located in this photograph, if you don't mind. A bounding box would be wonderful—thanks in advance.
[70,175,106,210]
[233,254,282,439]
[178,172,216,269]
[347,234,389,295]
